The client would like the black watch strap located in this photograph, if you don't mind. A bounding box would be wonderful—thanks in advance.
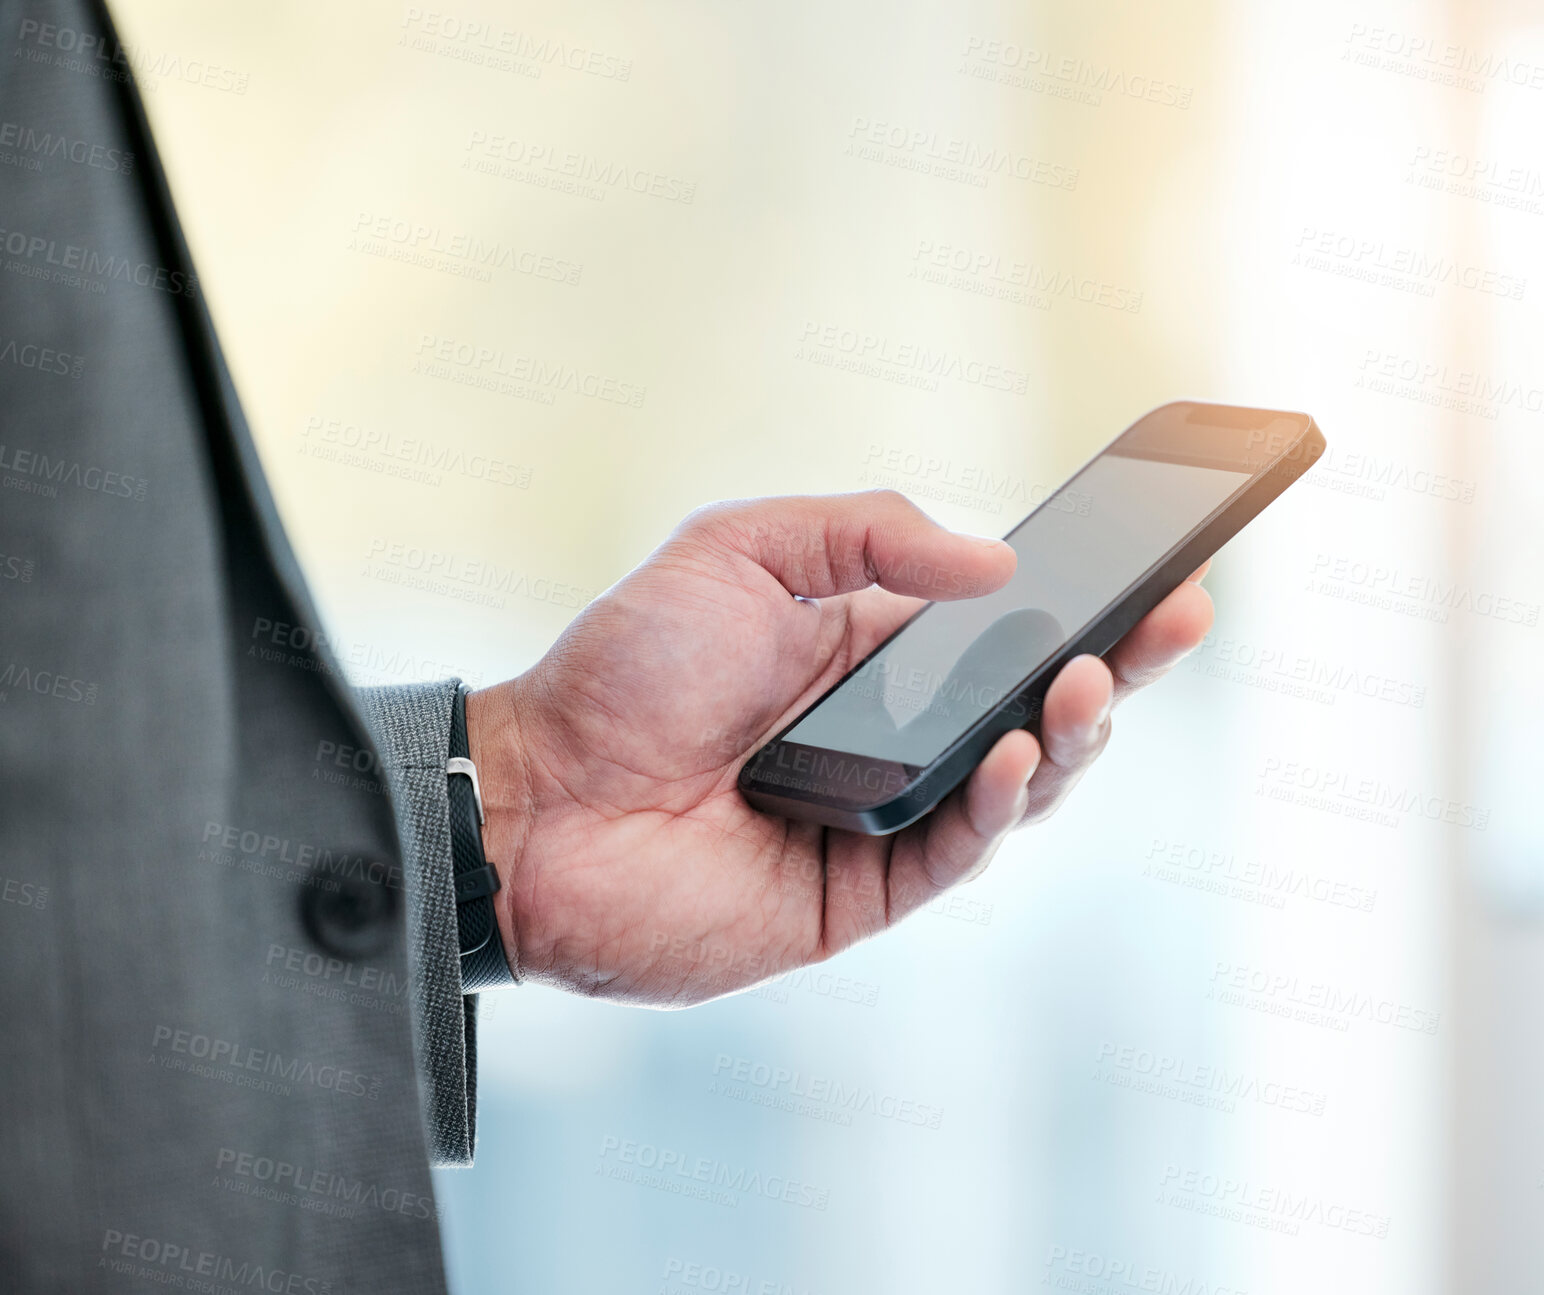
[447,685,517,991]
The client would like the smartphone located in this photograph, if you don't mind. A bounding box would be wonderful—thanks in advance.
[737,400,1325,835]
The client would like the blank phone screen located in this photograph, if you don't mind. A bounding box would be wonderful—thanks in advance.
[782,452,1251,766]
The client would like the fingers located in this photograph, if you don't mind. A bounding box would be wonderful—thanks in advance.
[821,564,1219,945]
[959,728,1042,841]
[1012,568,1213,822]
[1106,578,1214,704]
[873,729,1040,933]
[1020,654,1114,823]
[679,490,1016,601]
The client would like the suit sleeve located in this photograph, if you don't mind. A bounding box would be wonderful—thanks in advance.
[353,679,482,1167]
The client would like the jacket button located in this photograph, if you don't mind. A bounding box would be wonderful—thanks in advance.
[301,870,398,958]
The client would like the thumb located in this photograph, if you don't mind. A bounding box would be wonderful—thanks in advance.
[676,489,1016,601]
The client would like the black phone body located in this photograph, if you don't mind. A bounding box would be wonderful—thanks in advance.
[737,401,1326,835]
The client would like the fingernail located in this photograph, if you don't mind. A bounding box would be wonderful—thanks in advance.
[965,534,1008,549]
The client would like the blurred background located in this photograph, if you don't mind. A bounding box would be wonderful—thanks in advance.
[117,0,1542,1290]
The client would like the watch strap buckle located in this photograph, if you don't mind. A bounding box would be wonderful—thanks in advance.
[445,755,485,825]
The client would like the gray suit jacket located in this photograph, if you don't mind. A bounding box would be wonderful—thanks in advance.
[1,1,487,1288]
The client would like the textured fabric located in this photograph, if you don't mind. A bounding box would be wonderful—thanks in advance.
[355,681,479,1166]
[0,0,475,1287]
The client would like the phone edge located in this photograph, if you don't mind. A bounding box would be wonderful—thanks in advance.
[739,413,1327,835]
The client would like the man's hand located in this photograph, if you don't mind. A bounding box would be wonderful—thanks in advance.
[466,491,1213,1005]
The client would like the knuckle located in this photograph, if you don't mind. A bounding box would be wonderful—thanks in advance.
[864,486,915,514]
[673,502,766,558]
[678,500,736,535]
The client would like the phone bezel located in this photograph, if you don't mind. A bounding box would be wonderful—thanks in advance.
[736,401,1326,835]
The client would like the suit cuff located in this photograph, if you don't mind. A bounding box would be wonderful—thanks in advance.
[354,678,480,1167]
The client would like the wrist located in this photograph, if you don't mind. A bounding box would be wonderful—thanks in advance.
[464,677,545,982]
